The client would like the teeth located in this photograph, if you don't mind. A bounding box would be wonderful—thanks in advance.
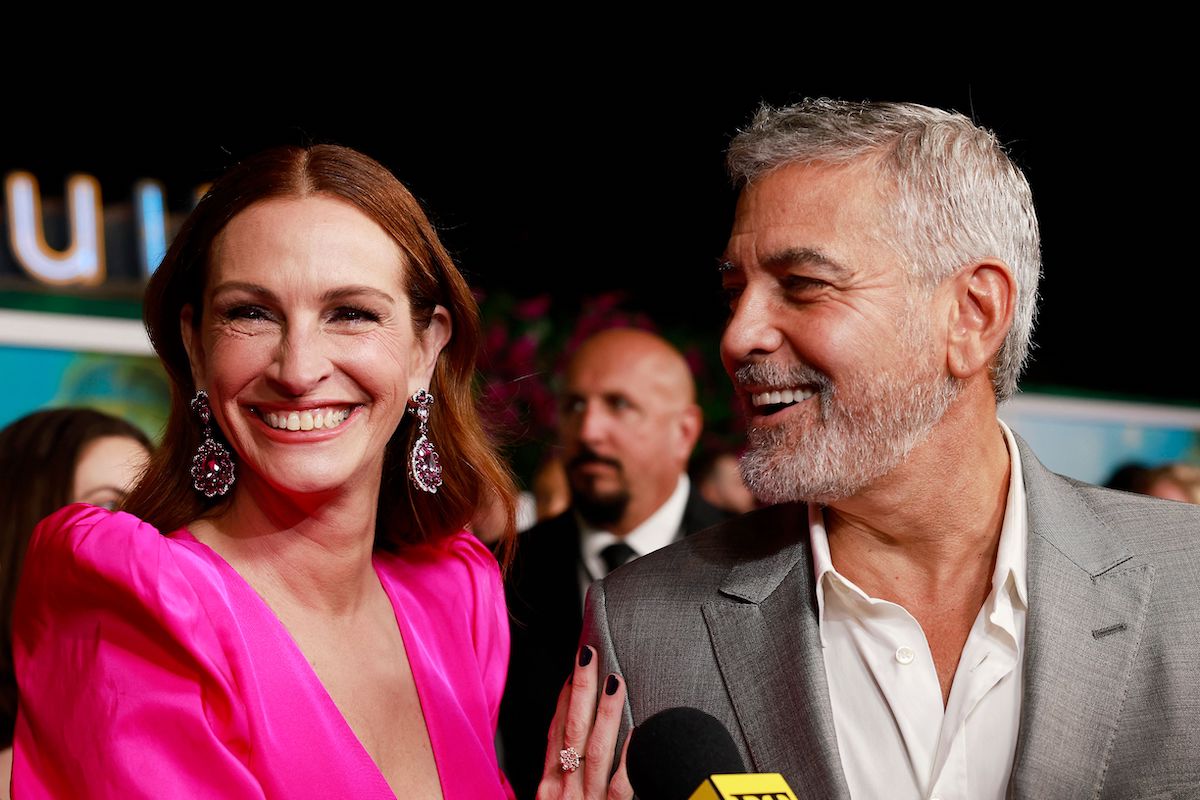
[751,388,815,407]
[258,407,353,431]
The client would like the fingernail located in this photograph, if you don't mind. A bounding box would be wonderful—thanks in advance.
[605,674,620,695]
[578,646,593,667]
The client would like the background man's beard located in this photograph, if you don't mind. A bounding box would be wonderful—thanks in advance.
[566,449,632,527]
[571,485,631,527]
[736,345,960,506]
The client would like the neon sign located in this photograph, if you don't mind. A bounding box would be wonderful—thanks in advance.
[2,172,196,290]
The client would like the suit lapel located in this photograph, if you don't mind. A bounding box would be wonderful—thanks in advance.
[702,504,851,800]
[1010,439,1155,799]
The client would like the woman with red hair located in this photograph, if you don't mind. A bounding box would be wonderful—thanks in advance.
[12,145,517,799]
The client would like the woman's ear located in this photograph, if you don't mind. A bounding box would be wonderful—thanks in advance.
[412,305,452,393]
[179,304,206,390]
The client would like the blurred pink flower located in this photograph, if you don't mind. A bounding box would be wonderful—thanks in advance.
[504,334,539,375]
[514,294,552,320]
[484,323,508,359]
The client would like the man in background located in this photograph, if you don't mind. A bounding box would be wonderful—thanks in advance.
[500,328,727,799]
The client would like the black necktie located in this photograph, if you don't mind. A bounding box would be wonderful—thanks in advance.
[600,542,638,575]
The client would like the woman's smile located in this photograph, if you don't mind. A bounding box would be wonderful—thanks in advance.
[253,405,357,432]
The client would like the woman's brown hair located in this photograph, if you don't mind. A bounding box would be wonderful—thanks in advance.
[0,407,152,744]
[122,144,517,561]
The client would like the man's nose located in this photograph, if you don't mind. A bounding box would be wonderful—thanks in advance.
[571,400,610,447]
[722,285,785,364]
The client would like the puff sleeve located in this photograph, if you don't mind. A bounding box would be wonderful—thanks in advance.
[12,505,264,799]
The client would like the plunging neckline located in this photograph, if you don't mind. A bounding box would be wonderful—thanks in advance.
[171,527,445,800]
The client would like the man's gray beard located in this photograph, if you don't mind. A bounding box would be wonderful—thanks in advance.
[736,354,960,505]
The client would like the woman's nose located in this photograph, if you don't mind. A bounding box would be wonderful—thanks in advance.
[267,321,332,396]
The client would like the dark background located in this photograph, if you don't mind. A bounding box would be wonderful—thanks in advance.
[3,74,1194,404]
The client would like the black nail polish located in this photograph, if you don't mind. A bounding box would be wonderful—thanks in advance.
[578,646,593,667]
[605,674,620,695]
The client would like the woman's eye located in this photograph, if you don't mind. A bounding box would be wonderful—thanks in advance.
[223,304,273,322]
[330,306,380,323]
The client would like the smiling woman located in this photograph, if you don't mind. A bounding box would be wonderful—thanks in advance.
[10,146,519,799]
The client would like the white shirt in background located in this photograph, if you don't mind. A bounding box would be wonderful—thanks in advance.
[577,474,691,603]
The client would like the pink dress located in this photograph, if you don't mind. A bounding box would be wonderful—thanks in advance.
[12,504,515,799]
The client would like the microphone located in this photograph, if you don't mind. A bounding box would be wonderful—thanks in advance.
[626,707,798,800]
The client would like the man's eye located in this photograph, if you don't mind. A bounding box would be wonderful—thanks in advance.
[783,275,827,294]
[720,285,744,309]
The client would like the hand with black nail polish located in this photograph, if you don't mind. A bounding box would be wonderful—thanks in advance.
[536,646,632,800]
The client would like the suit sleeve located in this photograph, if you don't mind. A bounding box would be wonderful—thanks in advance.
[12,505,265,799]
[581,577,634,761]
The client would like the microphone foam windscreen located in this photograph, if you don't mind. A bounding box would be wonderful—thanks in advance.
[626,706,746,800]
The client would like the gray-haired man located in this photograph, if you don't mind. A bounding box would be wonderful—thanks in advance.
[578,101,1200,799]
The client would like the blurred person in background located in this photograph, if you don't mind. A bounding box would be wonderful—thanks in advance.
[530,455,570,524]
[691,448,757,514]
[11,144,518,798]
[0,407,152,797]
[1104,461,1200,504]
[499,328,726,799]
[1144,463,1200,504]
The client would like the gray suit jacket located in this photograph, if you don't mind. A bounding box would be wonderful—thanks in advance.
[583,438,1200,798]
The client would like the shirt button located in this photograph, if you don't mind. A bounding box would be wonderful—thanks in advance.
[895,646,915,665]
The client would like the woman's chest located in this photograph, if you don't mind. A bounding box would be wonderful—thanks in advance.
[281,593,445,799]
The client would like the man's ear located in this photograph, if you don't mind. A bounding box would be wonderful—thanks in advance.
[179,304,206,390]
[410,305,452,394]
[944,260,1016,381]
[675,404,703,461]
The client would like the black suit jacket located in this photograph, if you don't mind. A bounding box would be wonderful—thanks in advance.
[498,488,727,799]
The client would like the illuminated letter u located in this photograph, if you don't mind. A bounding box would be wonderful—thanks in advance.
[5,172,105,285]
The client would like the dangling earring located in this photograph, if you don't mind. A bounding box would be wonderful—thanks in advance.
[190,390,236,498]
[407,389,443,494]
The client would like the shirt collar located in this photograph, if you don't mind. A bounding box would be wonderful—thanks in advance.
[579,474,691,578]
[809,420,1029,640]
[995,419,1029,609]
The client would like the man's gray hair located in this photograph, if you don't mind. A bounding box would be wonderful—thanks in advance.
[727,99,1040,402]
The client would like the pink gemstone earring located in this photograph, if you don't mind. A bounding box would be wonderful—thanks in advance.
[190,390,236,498]
[407,389,443,494]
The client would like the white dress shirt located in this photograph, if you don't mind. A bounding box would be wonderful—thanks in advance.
[811,421,1029,800]
[577,474,691,603]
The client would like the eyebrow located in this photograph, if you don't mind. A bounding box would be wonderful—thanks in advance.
[760,247,852,279]
[718,247,851,278]
[210,282,397,305]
